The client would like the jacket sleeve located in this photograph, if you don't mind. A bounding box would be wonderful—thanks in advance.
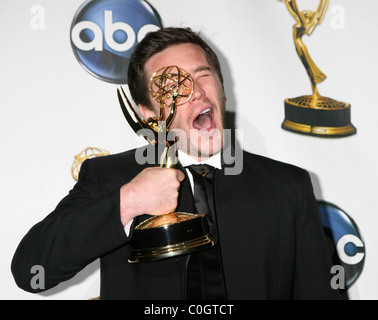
[11,158,129,293]
[293,170,340,300]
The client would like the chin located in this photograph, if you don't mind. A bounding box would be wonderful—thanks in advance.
[174,127,223,159]
[191,136,223,160]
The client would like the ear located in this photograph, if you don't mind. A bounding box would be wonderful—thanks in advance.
[138,104,156,120]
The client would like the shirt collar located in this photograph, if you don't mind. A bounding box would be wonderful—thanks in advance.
[178,150,222,170]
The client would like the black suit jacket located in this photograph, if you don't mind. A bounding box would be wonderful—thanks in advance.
[12,147,339,300]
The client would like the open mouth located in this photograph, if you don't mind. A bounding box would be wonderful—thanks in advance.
[193,107,214,131]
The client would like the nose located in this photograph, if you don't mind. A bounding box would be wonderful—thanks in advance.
[190,81,205,102]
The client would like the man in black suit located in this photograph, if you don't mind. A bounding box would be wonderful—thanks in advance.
[12,27,339,300]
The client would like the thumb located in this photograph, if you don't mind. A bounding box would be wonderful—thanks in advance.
[175,169,185,182]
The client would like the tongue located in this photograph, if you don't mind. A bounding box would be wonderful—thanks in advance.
[193,114,212,130]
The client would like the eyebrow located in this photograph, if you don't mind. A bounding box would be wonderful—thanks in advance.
[193,66,212,74]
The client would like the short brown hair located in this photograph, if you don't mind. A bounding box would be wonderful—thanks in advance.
[127,27,224,110]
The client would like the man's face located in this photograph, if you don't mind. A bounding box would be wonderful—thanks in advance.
[140,43,226,160]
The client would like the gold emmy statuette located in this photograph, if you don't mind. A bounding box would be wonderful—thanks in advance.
[281,0,356,137]
[117,65,216,263]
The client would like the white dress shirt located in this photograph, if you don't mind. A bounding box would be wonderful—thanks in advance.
[177,150,222,193]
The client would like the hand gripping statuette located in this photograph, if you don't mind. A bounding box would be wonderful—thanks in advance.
[117,65,216,263]
[280,0,356,137]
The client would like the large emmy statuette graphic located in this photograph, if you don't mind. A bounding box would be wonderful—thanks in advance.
[281,0,356,137]
[117,66,216,263]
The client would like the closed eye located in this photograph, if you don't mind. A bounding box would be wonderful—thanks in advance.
[200,71,211,77]
[194,66,212,78]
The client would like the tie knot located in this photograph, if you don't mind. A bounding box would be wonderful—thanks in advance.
[188,164,214,178]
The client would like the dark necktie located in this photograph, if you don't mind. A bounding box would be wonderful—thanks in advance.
[186,164,227,300]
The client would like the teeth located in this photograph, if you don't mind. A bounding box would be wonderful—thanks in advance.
[199,108,211,115]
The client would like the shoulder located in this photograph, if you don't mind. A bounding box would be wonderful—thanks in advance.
[78,147,152,181]
[241,150,310,187]
[237,152,316,215]
[243,151,304,173]
[84,148,138,167]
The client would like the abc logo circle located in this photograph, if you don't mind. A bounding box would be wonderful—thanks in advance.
[70,0,162,84]
[318,201,365,291]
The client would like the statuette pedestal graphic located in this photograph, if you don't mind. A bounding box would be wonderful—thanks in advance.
[281,0,356,137]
